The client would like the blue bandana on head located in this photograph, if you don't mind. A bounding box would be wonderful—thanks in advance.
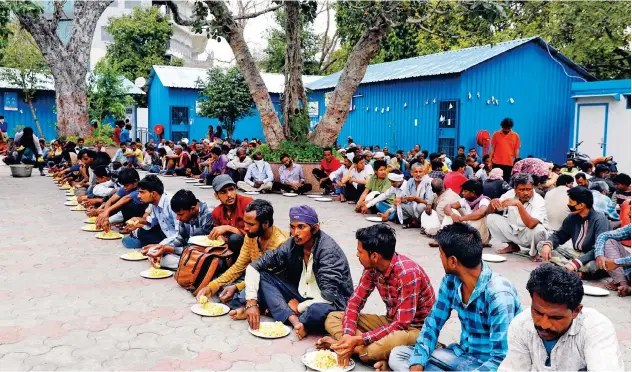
[289,205,319,225]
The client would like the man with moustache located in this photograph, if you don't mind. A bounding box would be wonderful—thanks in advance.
[498,264,623,371]
[241,205,353,340]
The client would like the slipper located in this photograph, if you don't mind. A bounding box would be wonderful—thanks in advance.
[496,246,520,254]
[428,241,439,247]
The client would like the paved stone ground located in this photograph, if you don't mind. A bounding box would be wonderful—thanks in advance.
[0,164,629,371]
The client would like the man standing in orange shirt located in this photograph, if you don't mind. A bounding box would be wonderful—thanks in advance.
[490,118,520,182]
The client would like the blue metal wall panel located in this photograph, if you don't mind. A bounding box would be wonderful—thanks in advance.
[0,88,57,140]
[460,42,581,163]
[310,76,461,152]
[148,74,170,140]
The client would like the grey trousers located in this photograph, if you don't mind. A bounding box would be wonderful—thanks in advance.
[443,209,490,244]
[487,214,548,256]
[398,203,426,224]
[536,241,598,273]
[604,239,631,284]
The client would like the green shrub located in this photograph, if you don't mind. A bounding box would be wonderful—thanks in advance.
[254,141,342,163]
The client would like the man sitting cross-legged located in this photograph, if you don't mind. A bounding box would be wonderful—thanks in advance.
[274,153,313,195]
[362,170,406,222]
[141,189,213,270]
[239,205,354,340]
[93,168,148,230]
[355,160,392,214]
[595,222,632,297]
[538,186,610,272]
[312,147,341,195]
[498,264,624,371]
[236,152,274,193]
[227,147,252,183]
[196,199,289,307]
[342,155,374,202]
[397,163,433,228]
[442,180,491,244]
[389,223,522,371]
[487,173,548,257]
[121,175,178,250]
[316,224,436,371]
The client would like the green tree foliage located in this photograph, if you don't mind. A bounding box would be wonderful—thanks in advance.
[104,7,176,83]
[333,1,630,80]
[0,23,49,137]
[88,59,134,123]
[260,9,320,75]
[196,67,254,139]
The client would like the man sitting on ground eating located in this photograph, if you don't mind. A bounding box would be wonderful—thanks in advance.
[141,189,213,270]
[209,175,253,257]
[389,223,522,371]
[94,168,148,229]
[595,221,632,297]
[121,175,177,249]
[538,186,610,272]
[355,160,392,214]
[342,155,374,202]
[237,152,274,193]
[498,264,623,371]
[312,147,341,195]
[196,199,288,307]
[241,205,353,340]
[274,153,313,195]
[363,170,406,222]
[441,180,491,244]
[487,173,549,256]
[318,224,435,371]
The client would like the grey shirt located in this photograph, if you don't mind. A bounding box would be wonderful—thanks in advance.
[499,308,623,371]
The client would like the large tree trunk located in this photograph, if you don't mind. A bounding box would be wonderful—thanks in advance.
[205,1,286,149]
[309,16,390,147]
[281,1,306,140]
[27,99,44,138]
[14,0,112,138]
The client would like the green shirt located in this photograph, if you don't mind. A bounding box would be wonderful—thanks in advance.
[366,175,394,203]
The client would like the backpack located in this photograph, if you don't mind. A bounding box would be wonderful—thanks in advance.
[175,245,234,295]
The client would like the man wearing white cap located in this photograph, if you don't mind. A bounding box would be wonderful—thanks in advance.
[363,170,407,222]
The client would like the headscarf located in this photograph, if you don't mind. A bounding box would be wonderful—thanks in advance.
[488,168,504,180]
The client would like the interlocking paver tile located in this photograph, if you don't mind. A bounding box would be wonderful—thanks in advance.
[0,164,629,371]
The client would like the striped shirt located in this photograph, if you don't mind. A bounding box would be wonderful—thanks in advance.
[595,224,631,275]
[592,190,619,220]
[342,253,435,344]
[409,263,521,370]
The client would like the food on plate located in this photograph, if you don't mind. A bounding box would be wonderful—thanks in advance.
[312,350,338,370]
[201,302,225,316]
[148,267,170,278]
[255,321,288,337]
[96,231,123,239]
[125,251,146,259]
[82,224,101,232]
[198,295,208,304]
[71,205,86,211]
[60,183,71,190]
[85,217,96,223]
[191,236,224,247]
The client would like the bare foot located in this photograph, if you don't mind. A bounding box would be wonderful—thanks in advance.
[428,241,439,247]
[496,242,521,254]
[374,360,388,371]
[294,323,307,340]
[605,281,619,291]
[315,336,337,350]
[229,307,247,320]
[617,285,631,297]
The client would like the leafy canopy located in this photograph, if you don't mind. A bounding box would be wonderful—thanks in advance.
[88,59,134,122]
[196,67,254,139]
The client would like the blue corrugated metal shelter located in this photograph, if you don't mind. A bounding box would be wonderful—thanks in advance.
[306,37,594,163]
[147,65,321,143]
[0,67,144,140]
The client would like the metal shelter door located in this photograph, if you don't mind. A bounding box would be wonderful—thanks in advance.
[437,100,460,157]
[170,106,190,142]
[576,103,608,157]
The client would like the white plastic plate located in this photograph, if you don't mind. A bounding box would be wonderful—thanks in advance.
[482,254,507,263]
[315,198,332,202]
[302,350,355,372]
[190,303,230,317]
[583,285,609,297]
[140,269,174,279]
[366,217,384,222]
[283,193,299,197]
[248,322,291,339]
[244,191,260,195]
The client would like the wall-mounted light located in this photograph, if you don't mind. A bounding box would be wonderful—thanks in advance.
[509,98,515,104]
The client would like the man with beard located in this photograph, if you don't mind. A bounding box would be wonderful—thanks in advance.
[498,264,623,371]
[196,198,288,308]
[398,163,433,227]
[442,180,491,244]
[208,175,253,257]
[389,223,521,371]
[241,205,354,340]
[274,153,313,195]
[363,170,406,222]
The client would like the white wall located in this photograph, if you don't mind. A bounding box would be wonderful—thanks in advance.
[574,96,631,173]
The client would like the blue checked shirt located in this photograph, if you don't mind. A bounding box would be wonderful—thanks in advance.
[171,201,213,255]
[592,191,619,221]
[409,263,521,371]
[594,224,631,275]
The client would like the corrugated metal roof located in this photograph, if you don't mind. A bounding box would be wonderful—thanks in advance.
[306,37,593,90]
[151,65,322,93]
[0,67,145,95]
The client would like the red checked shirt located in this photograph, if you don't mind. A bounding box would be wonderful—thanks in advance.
[342,253,435,344]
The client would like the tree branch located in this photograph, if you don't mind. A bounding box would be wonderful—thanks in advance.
[51,0,64,33]
[161,1,196,27]
[233,3,282,20]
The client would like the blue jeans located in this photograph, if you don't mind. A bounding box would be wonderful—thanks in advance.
[389,345,485,371]
[122,225,166,249]
[258,271,335,333]
[376,201,397,222]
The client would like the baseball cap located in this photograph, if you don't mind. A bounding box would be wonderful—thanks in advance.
[211,174,236,192]
[439,154,446,159]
